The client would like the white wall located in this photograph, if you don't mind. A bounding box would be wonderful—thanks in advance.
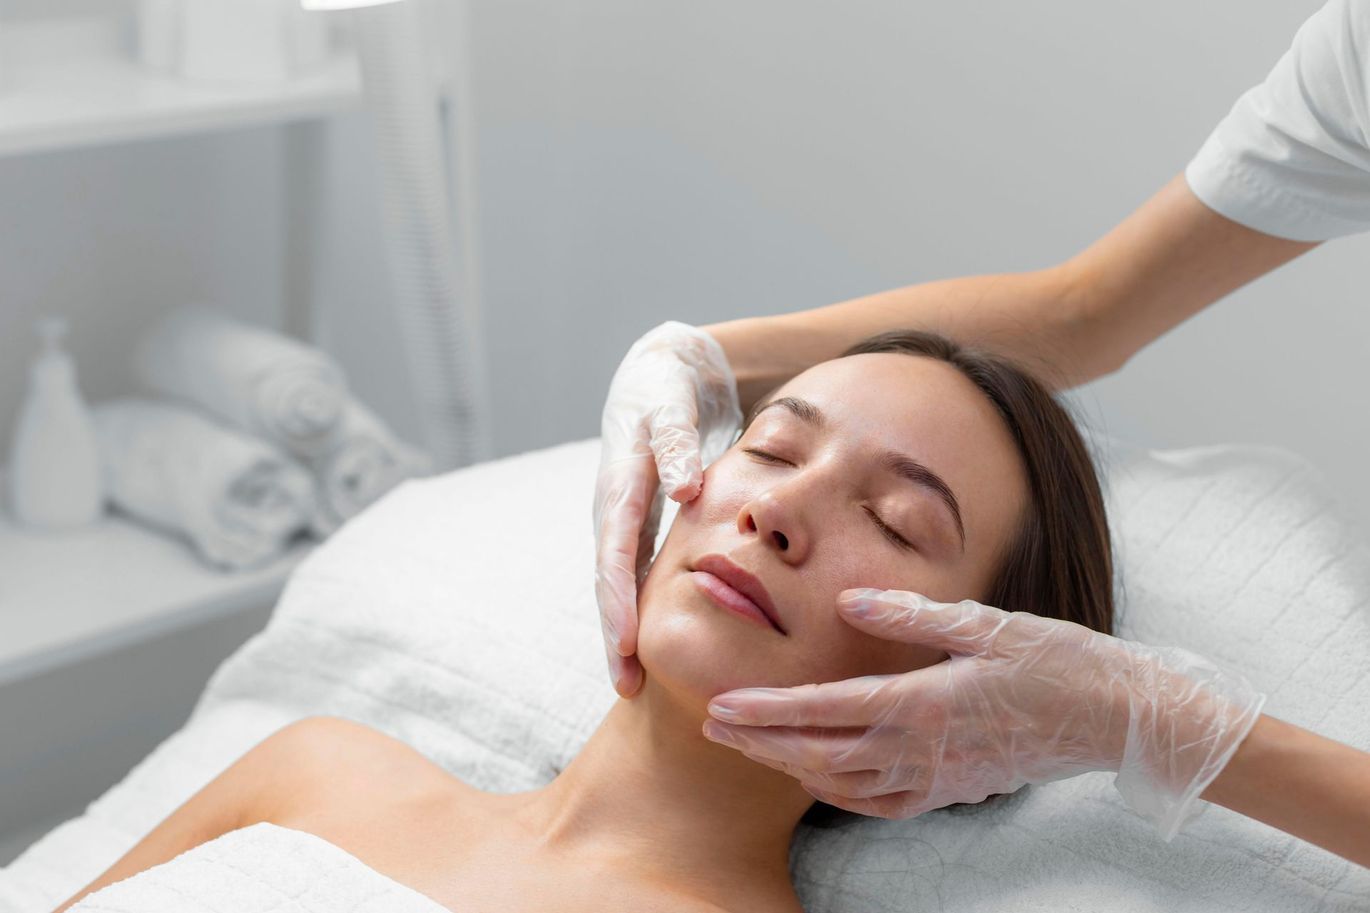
[446,0,1370,524]
[1,0,1367,527]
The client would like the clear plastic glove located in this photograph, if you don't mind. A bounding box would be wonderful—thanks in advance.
[594,321,742,697]
[703,588,1266,840]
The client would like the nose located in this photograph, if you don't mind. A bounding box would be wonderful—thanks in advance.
[738,488,810,564]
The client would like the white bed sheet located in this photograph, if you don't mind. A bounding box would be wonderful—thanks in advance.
[3,436,1368,912]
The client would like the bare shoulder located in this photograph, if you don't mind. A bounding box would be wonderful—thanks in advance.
[49,717,415,910]
[255,716,430,770]
[49,717,474,912]
[243,716,478,821]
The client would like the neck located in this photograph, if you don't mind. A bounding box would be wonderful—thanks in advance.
[508,675,814,893]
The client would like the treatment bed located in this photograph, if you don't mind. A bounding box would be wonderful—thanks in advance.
[2,436,1368,912]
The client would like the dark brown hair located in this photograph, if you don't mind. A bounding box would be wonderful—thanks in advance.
[774,329,1115,827]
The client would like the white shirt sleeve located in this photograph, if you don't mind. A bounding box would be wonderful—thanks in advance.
[1185,0,1370,241]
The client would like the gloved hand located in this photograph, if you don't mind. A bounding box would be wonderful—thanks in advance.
[594,321,742,697]
[703,589,1266,840]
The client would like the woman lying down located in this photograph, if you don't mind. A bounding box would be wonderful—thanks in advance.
[57,330,1113,913]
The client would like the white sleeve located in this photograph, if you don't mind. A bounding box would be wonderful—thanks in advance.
[1185,0,1370,241]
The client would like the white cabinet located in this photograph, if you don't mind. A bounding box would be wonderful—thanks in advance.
[0,11,360,158]
[0,1,355,856]
[0,503,310,687]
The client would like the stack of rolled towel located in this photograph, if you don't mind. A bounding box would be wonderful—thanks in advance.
[93,305,430,571]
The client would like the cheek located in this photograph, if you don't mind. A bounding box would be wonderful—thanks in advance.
[862,640,947,677]
[789,553,953,683]
[685,459,755,523]
[823,541,985,611]
[648,462,742,565]
[650,460,755,562]
[796,616,947,685]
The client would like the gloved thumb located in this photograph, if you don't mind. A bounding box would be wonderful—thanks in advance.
[837,588,1009,656]
[649,402,705,502]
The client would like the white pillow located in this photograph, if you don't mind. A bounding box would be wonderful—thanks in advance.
[4,437,1368,913]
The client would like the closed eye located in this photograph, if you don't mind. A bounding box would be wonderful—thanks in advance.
[743,447,791,465]
[745,447,914,551]
[865,506,914,551]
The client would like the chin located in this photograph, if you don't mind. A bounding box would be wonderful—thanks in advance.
[636,568,793,714]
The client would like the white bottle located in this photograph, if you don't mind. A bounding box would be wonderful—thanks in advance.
[7,318,105,530]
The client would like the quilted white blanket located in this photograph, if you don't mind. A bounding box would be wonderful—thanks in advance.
[3,437,1368,912]
[69,823,446,913]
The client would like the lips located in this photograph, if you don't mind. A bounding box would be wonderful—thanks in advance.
[693,554,787,635]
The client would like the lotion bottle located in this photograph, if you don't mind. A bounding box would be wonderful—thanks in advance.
[7,317,105,530]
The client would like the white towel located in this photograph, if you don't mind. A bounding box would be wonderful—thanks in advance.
[134,306,347,459]
[308,399,432,537]
[68,823,447,913]
[92,398,316,571]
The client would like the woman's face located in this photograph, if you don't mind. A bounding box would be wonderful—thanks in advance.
[636,352,1030,708]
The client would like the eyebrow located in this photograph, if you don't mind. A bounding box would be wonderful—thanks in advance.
[750,395,967,550]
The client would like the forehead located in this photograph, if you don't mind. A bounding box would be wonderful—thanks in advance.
[764,353,1002,441]
[757,353,1028,553]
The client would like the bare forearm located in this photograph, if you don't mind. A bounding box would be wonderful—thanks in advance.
[706,174,1318,411]
[1200,714,1370,867]
[706,265,1091,409]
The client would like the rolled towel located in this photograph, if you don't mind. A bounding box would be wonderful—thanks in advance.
[134,305,347,458]
[93,398,317,570]
[309,398,431,536]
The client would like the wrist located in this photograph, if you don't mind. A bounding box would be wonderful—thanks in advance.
[1198,713,1273,808]
[702,315,813,412]
[1113,643,1266,839]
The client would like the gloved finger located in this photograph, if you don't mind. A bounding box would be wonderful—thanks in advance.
[647,399,704,502]
[796,765,930,801]
[707,718,932,776]
[634,488,665,584]
[737,750,792,775]
[739,753,901,803]
[593,461,658,656]
[733,743,840,781]
[803,785,937,820]
[594,538,640,657]
[606,646,644,699]
[837,588,1011,656]
[706,675,906,727]
[732,739,939,808]
[702,720,879,775]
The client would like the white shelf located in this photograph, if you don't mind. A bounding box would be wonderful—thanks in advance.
[0,508,312,686]
[0,18,362,158]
